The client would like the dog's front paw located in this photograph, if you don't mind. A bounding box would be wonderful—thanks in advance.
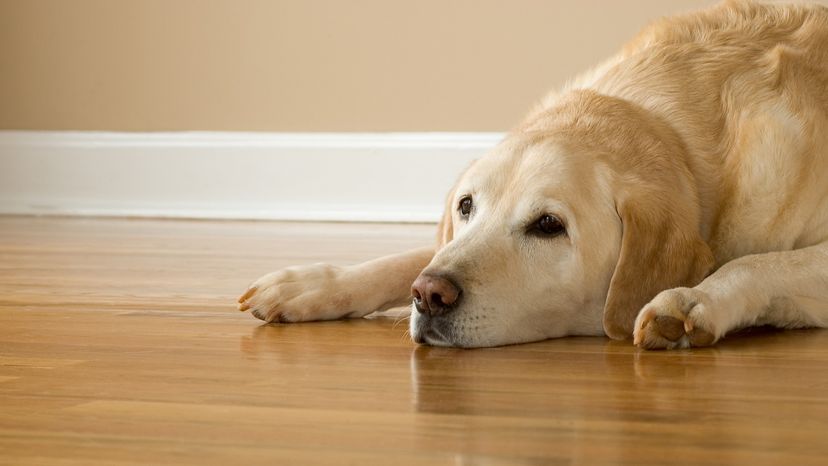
[237,264,352,323]
[633,287,720,350]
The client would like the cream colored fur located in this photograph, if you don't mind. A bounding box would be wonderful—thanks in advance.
[239,1,828,349]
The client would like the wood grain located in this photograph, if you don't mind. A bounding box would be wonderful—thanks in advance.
[1,215,827,465]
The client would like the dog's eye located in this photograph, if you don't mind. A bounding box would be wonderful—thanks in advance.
[531,214,565,237]
[458,196,473,217]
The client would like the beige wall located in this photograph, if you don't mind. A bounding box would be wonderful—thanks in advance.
[3,0,819,132]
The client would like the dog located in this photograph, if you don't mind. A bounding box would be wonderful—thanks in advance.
[238,1,828,349]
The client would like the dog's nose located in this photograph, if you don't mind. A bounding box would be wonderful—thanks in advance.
[411,273,461,316]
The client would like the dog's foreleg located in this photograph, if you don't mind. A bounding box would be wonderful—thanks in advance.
[634,241,828,349]
[238,247,434,323]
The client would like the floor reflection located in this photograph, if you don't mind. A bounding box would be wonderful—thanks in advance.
[408,328,828,461]
[237,318,828,462]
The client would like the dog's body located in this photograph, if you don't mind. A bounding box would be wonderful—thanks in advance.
[239,1,828,349]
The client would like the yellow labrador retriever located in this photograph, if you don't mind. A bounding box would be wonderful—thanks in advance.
[238,1,828,349]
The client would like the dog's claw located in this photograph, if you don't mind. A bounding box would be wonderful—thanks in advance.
[238,286,257,304]
[633,327,644,346]
[634,313,654,345]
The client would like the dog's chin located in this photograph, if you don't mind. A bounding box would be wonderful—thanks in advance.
[409,302,564,348]
[410,305,465,347]
[411,319,456,347]
[409,302,536,348]
[415,329,455,347]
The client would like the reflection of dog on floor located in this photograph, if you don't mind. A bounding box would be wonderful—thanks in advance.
[239,1,828,349]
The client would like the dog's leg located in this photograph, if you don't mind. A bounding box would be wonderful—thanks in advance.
[633,241,828,349]
[237,246,434,323]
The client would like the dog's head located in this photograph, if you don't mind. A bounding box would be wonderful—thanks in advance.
[410,92,714,347]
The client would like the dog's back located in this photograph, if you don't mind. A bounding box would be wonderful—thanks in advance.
[563,1,828,263]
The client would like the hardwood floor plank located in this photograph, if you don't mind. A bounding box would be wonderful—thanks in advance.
[1,216,827,465]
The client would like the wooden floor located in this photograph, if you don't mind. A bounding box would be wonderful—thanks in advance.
[2,216,828,465]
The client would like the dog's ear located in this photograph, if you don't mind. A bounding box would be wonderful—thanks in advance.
[436,185,457,248]
[437,161,478,248]
[602,192,714,340]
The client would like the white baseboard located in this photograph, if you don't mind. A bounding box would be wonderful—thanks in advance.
[0,131,503,222]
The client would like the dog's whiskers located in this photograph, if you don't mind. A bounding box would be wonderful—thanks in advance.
[392,312,411,330]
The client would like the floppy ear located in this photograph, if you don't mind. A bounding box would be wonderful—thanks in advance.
[603,194,715,339]
[436,185,457,248]
[436,161,478,249]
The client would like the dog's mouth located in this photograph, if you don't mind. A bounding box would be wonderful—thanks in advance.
[416,328,451,346]
[411,314,456,347]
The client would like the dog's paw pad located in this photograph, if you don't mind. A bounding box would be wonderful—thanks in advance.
[653,315,686,341]
[634,288,719,350]
[687,326,716,347]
